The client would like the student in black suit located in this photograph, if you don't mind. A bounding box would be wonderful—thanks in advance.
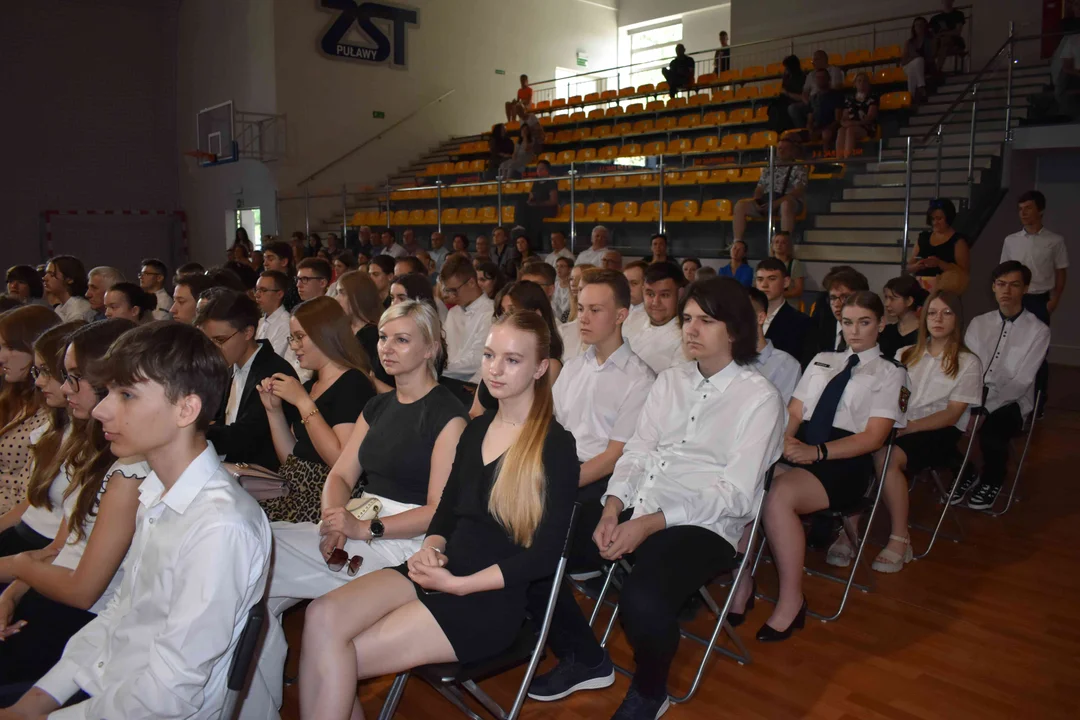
[804,267,869,365]
[196,289,298,470]
[755,258,812,366]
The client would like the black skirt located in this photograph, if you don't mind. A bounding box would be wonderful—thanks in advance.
[794,425,873,513]
[0,522,52,559]
[895,427,961,475]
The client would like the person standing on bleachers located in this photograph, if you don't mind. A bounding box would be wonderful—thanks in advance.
[517,159,559,247]
[713,31,731,74]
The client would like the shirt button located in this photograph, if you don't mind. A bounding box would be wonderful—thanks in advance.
[149,518,154,524]
[98,662,104,668]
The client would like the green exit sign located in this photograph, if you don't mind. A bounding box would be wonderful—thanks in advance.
[576,57,587,67]
[372,111,385,119]
[495,69,506,75]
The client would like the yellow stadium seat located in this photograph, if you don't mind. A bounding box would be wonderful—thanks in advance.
[557,179,571,192]
[501,205,515,223]
[665,170,690,186]
[605,106,625,118]
[761,82,781,98]
[846,49,872,65]
[874,67,906,84]
[568,95,583,106]
[479,207,497,223]
[556,150,576,164]
[505,121,521,132]
[469,159,486,172]
[691,199,733,222]
[684,169,710,185]
[597,145,619,161]
[583,92,600,103]
[634,201,665,221]
[735,86,760,101]
[636,83,655,94]
[728,108,754,124]
[587,109,605,120]
[551,98,567,110]
[712,89,735,103]
[572,128,591,142]
[576,147,597,162]
[688,93,710,107]
[583,176,604,191]
[765,62,783,76]
[539,116,554,127]
[665,200,699,222]
[625,102,645,115]
[453,160,470,172]
[702,168,731,184]
[646,100,665,112]
[755,106,769,121]
[656,82,670,93]
[748,130,778,149]
[446,185,466,198]
[422,163,440,176]
[874,45,903,61]
[718,70,738,83]
[720,133,748,151]
[441,208,459,224]
[459,208,477,223]
[690,135,719,153]
[553,130,573,144]
[828,52,843,66]
[423,209,438,225]
[610,201,638,222]
[601,89,618,100]
[407,209,425,224]
[741,66,764,80]
[654,116,676,132]
[667,97,688,110]
[678,114,701,129]
[667,138,692,154]
[631,119,655,134]
[695,72,718,87]
[613,122,633,136]
[702,110,726,126]
[801,57,814,71]
[375,212,388,226]
[618,143,642,157]
[551,115,570,126]
[569,111,586,122]
[582,202,611,222]
[618,86,636,98]
[534,100,551,112]
[466,185,484,197]
[740,166,762,183]
[593,126,613,140]
[881,91,912,110]
[642,140,666,156]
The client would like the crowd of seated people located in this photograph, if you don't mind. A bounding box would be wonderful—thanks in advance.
[0,183,1062,719]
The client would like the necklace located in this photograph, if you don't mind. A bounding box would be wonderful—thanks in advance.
[494,413,524,427]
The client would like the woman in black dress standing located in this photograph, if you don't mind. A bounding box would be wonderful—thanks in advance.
[298,310,579,720]
[907,198,970,294]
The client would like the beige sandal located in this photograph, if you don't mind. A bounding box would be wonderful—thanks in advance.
[871,534,913,573]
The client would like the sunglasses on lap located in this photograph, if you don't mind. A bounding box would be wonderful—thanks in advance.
[326,548,363,576]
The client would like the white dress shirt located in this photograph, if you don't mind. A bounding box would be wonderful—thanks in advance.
[443,292,494,382]
[898,346,983,429]
[604,361,786,548]
[1000,226,1068,294]
[55,296,96,323]
[553,343,655,462]
[754,340,802,405]
[965,309,1050,415]
[545,248,575,266]
[575,247,607,267]
[762,301,784,336]
[622,303,649,341]
[257,305,290,357]
[53,457,150,614]
[37,445,272,719]
[628,317,687,375]
[153,288,173,321]
[794,346,908,433]
[226,345,262,425]
[559,319,587,360]
[380,242,408,259]
[18,424,73,540]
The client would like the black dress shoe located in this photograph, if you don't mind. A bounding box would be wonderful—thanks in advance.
[755,597,807,642]
[727,579,755,628]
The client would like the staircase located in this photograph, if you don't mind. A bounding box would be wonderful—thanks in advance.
[800,63,1050,266]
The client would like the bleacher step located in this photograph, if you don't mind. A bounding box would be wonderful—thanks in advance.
[866,157,991,172]
[844,184,969,200]
[899,121,1017,137]
[795,244,903,264]
[907,107,1027,126]
[879,143,1000,159]
[888,131,1002,147]
[804,229,917,245]
[830,200,934,213]
[937,78,1046,95]
[853,169,980,186]
[815,214,921,229]
[915,96,1029,115]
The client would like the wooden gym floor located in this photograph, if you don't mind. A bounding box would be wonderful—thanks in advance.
[281,364,1080,719]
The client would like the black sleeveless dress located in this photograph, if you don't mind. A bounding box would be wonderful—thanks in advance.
[914,231,967,278]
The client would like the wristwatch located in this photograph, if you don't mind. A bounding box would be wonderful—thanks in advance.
[369,517,385,540]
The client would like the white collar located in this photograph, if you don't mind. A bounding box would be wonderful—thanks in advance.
[265,304,288,321]
[758,339,775,362]
[842,345,883,365]
[138,444,221,515]
[234,343,261,375]
[690,359,740,392]
[585,342,632,371]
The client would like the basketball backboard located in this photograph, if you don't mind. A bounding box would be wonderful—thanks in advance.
[195,101,239,166]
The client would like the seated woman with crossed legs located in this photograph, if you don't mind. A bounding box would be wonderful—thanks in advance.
[732,291,906,641]
[298,310,578,720]
[829,291,981,573]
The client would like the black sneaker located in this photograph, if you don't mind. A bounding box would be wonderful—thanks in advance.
[527,653,615,702]
[610,685,670,720]
[966,483,1001,511]
[949,467,980,505]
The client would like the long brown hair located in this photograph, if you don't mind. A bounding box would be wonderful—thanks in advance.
[26,321,85,509]
[487,311,554,548]
[337,270,384,326]
[292,296,371,375]
[61,319,137,542]
[901,290,969,378]
[0,305,61,435]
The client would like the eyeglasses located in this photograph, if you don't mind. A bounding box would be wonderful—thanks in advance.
[295,275,326,285]
[286,333,306,347]
[926,308,955,319]
[828,293,852,306]
[254,286,282,295]
[442,281,466,298]
[29,365,51,380]
[209,330,240,347]
[137,271,163,279]
[326,548,364,576]
[61,371,83,393]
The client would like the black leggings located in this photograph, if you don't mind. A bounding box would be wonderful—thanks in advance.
[536,523,738,699]
[0,590,95,691]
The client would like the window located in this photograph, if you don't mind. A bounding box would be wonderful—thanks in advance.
[629,21,682,89]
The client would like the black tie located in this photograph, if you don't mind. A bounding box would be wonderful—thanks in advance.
[804,354,860,445]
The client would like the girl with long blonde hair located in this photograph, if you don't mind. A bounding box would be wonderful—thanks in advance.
[298,310,579,720]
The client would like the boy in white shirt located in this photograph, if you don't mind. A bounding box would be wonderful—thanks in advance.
[5,322,272,720]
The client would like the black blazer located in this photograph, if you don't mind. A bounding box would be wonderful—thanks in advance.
[765,302,812,368]
[207,340,298,471]
[803,296,843,367]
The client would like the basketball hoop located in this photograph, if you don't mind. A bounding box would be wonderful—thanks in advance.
[183,149,218,166]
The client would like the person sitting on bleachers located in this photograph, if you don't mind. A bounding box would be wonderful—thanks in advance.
[719,240,753,287]
[527,278,785,718]
[377,228,408,259]
[298,311,578,720]
[440,255,495,386]
[490,225,520,280]
[642,233,677,267]
[903,16,935,105]
[261,241,302,311]
[908,197,971,294]
[771,55,807,133]
[731,291,906,641]
[621,260,649,341]
[805,266,870,362]
[954,262,1051,511]
[575,225,612,267]
[660,43,695,98]
[830,290,981,574]
[806,68,845,153]
[748,286,802,404]
[790,50,845,129]
[628,262,689,375]
[929,0,966,72]
[198,290,298,472]
[755,257,811,366]
[255,270,293,359]
[732,134,808,248]
[4,322,271,719]
[836,72,879,159]
[505,73,533,122]
[500,121,536,180]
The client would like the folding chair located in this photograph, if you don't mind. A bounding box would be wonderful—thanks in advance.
[219,601,268,720]
[377,504,580,720]
[588,465,777,705]
[754,429,897,623]
[984,389,1042,517]
[912,412,983,559]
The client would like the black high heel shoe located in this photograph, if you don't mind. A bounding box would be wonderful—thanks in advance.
[727,579,756,628]
[755,597,808,642]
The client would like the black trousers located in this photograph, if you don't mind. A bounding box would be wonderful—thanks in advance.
[534,523,738,700]
[1022,292,1050,407]
[0,590,95,703]
[566,477,610,574]
[660,67,693,95]
[979,403,1023,490]
[0,523,51,559]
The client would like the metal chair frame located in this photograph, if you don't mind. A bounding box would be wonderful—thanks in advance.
[588,465,776,705]
[754,429,897,623]
[377,505,580,720]
[911,413,983,559]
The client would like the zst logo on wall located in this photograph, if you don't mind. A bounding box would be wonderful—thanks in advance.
[319,0,419,67]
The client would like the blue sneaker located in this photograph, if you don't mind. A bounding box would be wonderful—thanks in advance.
[527,653,615,701]
[610,685,670,719]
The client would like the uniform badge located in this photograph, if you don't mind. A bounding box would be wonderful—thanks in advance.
[899,386,910,413]
[814,361,831,368]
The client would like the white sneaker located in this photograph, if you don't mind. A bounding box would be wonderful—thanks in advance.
[825,536,854,567]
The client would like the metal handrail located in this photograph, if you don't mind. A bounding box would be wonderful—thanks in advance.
[296,89,456,187]
[529,4,973,90]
